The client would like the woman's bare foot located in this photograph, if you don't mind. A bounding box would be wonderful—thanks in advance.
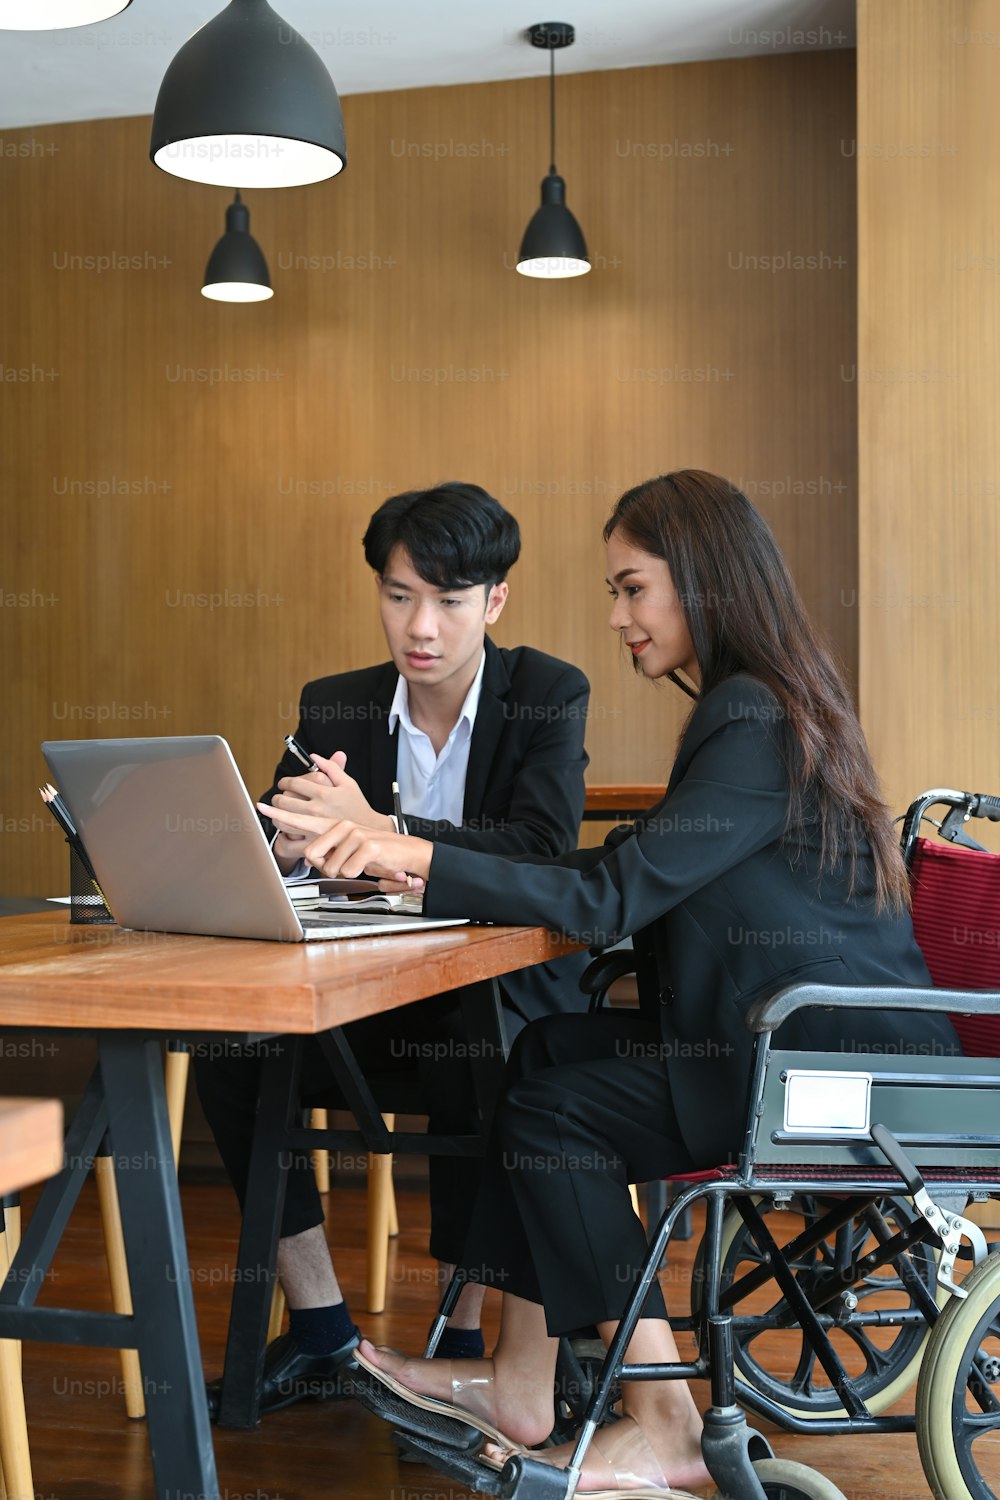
[483,1413,712,1494]
[358,1340,553,1447]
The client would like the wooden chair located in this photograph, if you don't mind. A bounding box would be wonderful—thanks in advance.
[0,1192,25,1500]
[0,1098,64,1500]
[308,1109,399,1313]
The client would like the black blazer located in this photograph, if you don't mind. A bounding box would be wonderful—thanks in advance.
[423,675,959,1164]
[261,637,592,1023]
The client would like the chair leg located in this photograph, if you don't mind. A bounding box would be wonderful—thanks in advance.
[3,1203,21,1370]
[0,1229,32,1500]
[267,1283,286,1344]
[164,1047,190,1169]
[310,1109,331,1194]
[366,1114,395,1314]
[94,1157,146,1419]
[387,1170,399,1240]
[382,1113,397,1241]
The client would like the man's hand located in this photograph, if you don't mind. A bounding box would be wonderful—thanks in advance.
[269,756,335,866]
[271,750,395,836]
[260,802,432,889]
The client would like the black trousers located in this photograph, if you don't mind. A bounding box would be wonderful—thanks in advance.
[457,1010,698,1336]
[194,994,524,1267]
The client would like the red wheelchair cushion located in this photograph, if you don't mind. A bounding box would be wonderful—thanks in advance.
[909,836,1000,1057]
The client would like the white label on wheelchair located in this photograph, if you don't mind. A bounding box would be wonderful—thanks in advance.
[783,1069,873,1135]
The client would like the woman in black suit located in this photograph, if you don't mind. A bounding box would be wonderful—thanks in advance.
[265,470,958,1496]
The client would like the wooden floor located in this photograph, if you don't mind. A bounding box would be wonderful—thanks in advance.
[11,1176,992,1500]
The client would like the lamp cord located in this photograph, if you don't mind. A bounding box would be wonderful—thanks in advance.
[549,44,557,174]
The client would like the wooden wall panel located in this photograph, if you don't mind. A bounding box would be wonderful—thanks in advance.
[857,0,1000,841]
[0,50,856,896]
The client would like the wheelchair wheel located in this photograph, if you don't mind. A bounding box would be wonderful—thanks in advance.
[549,1336,621,1445]
[709,1457,849,1499]
[916,1246,1000,1500]
[692,1195,944,1418]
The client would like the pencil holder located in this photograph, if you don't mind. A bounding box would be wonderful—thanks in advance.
[68,841,114,925]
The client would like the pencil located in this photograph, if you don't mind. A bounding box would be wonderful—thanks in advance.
[43,781,76,838]
[39,786,102,887]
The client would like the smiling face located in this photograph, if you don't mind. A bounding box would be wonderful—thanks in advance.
[605,530,700,686]
[377,545,508,690]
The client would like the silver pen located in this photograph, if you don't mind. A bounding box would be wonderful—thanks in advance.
[283,733,315,771]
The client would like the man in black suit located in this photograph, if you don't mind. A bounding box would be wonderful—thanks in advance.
[195,482,590,1417]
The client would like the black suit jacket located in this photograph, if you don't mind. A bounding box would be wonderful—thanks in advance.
[424,675,959,1164]
[261,637,591,1023]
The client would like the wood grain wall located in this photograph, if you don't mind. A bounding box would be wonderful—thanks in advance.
[0,50,857,897]
[857,0,1000,838]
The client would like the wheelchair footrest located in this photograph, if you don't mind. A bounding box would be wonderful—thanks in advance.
[393,1432,506,1496]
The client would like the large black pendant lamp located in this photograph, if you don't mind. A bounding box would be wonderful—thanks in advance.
[150,0,347,188]
[202,193,273,302]
[517,22,590,279]
[0,0,131,23]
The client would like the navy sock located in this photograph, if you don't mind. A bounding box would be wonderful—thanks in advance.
[288,1301,358,1356]
[432,1326,485,1361]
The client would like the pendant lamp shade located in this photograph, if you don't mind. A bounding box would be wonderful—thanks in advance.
[0,0,131,24]
[202,193,273,302]
[515,22,590,279]
[151,0,347,189]
[517,171,589,279]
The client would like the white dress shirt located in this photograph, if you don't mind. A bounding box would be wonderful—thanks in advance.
[388,650,485,826]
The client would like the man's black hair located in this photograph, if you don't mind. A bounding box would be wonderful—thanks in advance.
[362,482,521,590]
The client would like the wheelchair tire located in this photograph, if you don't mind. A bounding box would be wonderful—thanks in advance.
[916,1246,1000,1500]
[709,1456,849,1500]
[692,1195,945,1419]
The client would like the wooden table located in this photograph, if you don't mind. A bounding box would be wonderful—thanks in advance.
[0,911,580,1500]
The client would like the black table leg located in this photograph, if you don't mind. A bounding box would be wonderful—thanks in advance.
[218,1034,301,1430]
[459,977,509,1133]
[98,1033,219,1500]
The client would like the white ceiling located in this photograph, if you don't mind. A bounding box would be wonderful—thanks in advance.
[0,0,854,130]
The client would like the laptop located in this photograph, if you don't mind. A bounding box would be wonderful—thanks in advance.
[41,736,469,943]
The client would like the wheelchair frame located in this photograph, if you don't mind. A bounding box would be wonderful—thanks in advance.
[417,791,1000,1500]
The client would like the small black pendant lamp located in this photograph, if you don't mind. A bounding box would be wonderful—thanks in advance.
[0,0,131,23]
[201,192,273,302]
[150,0,347,189]
[517,21,590,279]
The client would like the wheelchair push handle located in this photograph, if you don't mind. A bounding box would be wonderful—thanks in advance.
[972,792,1000,820]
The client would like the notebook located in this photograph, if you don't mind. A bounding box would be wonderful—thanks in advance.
[41,736,469,943]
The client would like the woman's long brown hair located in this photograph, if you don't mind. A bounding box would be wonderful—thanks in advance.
[604,469,909,912]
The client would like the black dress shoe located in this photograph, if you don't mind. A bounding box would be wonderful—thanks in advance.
[205,1327,361,1422]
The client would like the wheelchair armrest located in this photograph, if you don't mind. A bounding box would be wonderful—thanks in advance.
[579,951,638,1012]
[747,981,1000,1034]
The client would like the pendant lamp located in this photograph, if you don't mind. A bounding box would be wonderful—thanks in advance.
[151,0,347,189]
[0,1,131,24]
[517,22,590,279]
[202,193,273,302]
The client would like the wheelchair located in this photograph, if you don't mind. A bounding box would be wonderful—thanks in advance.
[402,788,1000,1500]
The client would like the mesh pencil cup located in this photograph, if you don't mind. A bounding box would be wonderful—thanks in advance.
[68,841,114,925]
